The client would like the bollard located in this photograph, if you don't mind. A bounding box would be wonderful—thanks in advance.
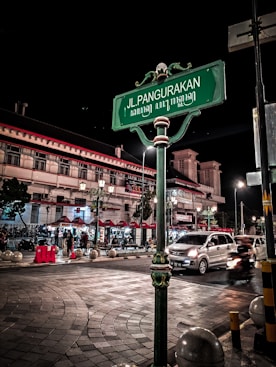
[89,249,98,259]
[108,248,117,258]
[261,260,276,360]
[175,326,224,367]
[249,295,265,328]
[11,251,23,262]
[229,311,241,350]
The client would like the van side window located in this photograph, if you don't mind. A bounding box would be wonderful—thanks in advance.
[217,235,227,245]
[210,236,218,246]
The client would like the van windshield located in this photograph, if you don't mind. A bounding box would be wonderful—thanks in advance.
[176,234,208,246]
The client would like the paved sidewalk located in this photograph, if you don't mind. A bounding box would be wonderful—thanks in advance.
[0,249,275,366]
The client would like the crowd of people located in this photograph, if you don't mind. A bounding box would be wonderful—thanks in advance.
[0,228,8,252]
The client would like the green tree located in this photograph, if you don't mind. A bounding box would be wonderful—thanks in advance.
[0,177,31,227]
[133,190,155,221]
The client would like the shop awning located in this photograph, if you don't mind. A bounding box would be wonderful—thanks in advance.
[71,217,87,225]
[89,219,105,227]
[103,219,115,227]
[50,215,72,226]
[56,215,71,223]
[141,222,150,229]
[149,223,156,229]
[116,220,129,227]
[129,221,140,228]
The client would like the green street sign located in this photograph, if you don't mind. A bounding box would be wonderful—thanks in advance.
[112,60,226,131]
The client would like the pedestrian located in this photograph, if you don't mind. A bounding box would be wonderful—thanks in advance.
[0,230,7,252]
[122,237,128,249]
[54,228,59,246]
[148,237,156,250]
[111,236,119,246]
[58,228,63,248]
[80,231,88,254]
[66,230,74,257]
[144,239,150,251]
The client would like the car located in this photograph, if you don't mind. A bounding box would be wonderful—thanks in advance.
[234,234,267,263]
[167,231,237,275]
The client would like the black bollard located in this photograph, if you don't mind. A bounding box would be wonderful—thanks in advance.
[229,311,241,350]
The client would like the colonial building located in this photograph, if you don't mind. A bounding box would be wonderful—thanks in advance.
[0,106,225,244]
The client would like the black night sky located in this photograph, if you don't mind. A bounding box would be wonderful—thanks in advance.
[0,1,275,216]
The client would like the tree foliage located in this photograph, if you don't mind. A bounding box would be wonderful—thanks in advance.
[0,177,31,226]
[133,190,155,221]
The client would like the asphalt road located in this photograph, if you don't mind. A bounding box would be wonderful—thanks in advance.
[85,255,264,295]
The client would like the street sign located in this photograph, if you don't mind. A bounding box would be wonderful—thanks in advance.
[112,60,226,131]
[228,12,276,52]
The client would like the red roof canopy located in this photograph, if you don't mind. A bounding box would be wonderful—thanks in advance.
[90,219,105,226]
[71,217,86,225]
[116,220,129,227]
[129,221,140,228]
[103,219,115,227]
[141,222,150,228]
[56,215,71,223]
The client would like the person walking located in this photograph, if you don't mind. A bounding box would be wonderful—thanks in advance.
[80,231,88,255]
[66,230,74,257]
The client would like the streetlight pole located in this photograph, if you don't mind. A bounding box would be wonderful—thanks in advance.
[94,179,105,246]
[207,206,217,230]
[80,179,114,247]
[140,146,153,247]
[207,206,211,231]
[234,181,245,234]
[240,201,245,235]
[234,187,238,235]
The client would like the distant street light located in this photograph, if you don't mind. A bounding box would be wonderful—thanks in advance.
[234,180,245,234]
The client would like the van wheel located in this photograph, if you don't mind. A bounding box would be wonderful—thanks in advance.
[198,259,208,275]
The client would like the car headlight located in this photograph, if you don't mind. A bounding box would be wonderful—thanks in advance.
[187,248,198,257]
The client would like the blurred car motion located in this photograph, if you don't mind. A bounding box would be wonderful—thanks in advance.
[234,235,267,264]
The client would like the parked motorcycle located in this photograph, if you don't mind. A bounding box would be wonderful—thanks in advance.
[226,245,255,285]
[17,238,35,252]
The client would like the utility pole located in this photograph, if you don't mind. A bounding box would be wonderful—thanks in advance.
[228,0,276,359]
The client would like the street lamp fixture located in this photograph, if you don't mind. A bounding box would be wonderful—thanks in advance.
[80,180,114,246]
[79,181,86,191]
[199,206,217,230]
[234,180,245,235]
[93,180,114,246]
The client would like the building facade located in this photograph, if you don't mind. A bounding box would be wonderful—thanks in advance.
[0,107,225,244]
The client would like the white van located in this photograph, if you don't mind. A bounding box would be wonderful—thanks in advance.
[167,231,237,275]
